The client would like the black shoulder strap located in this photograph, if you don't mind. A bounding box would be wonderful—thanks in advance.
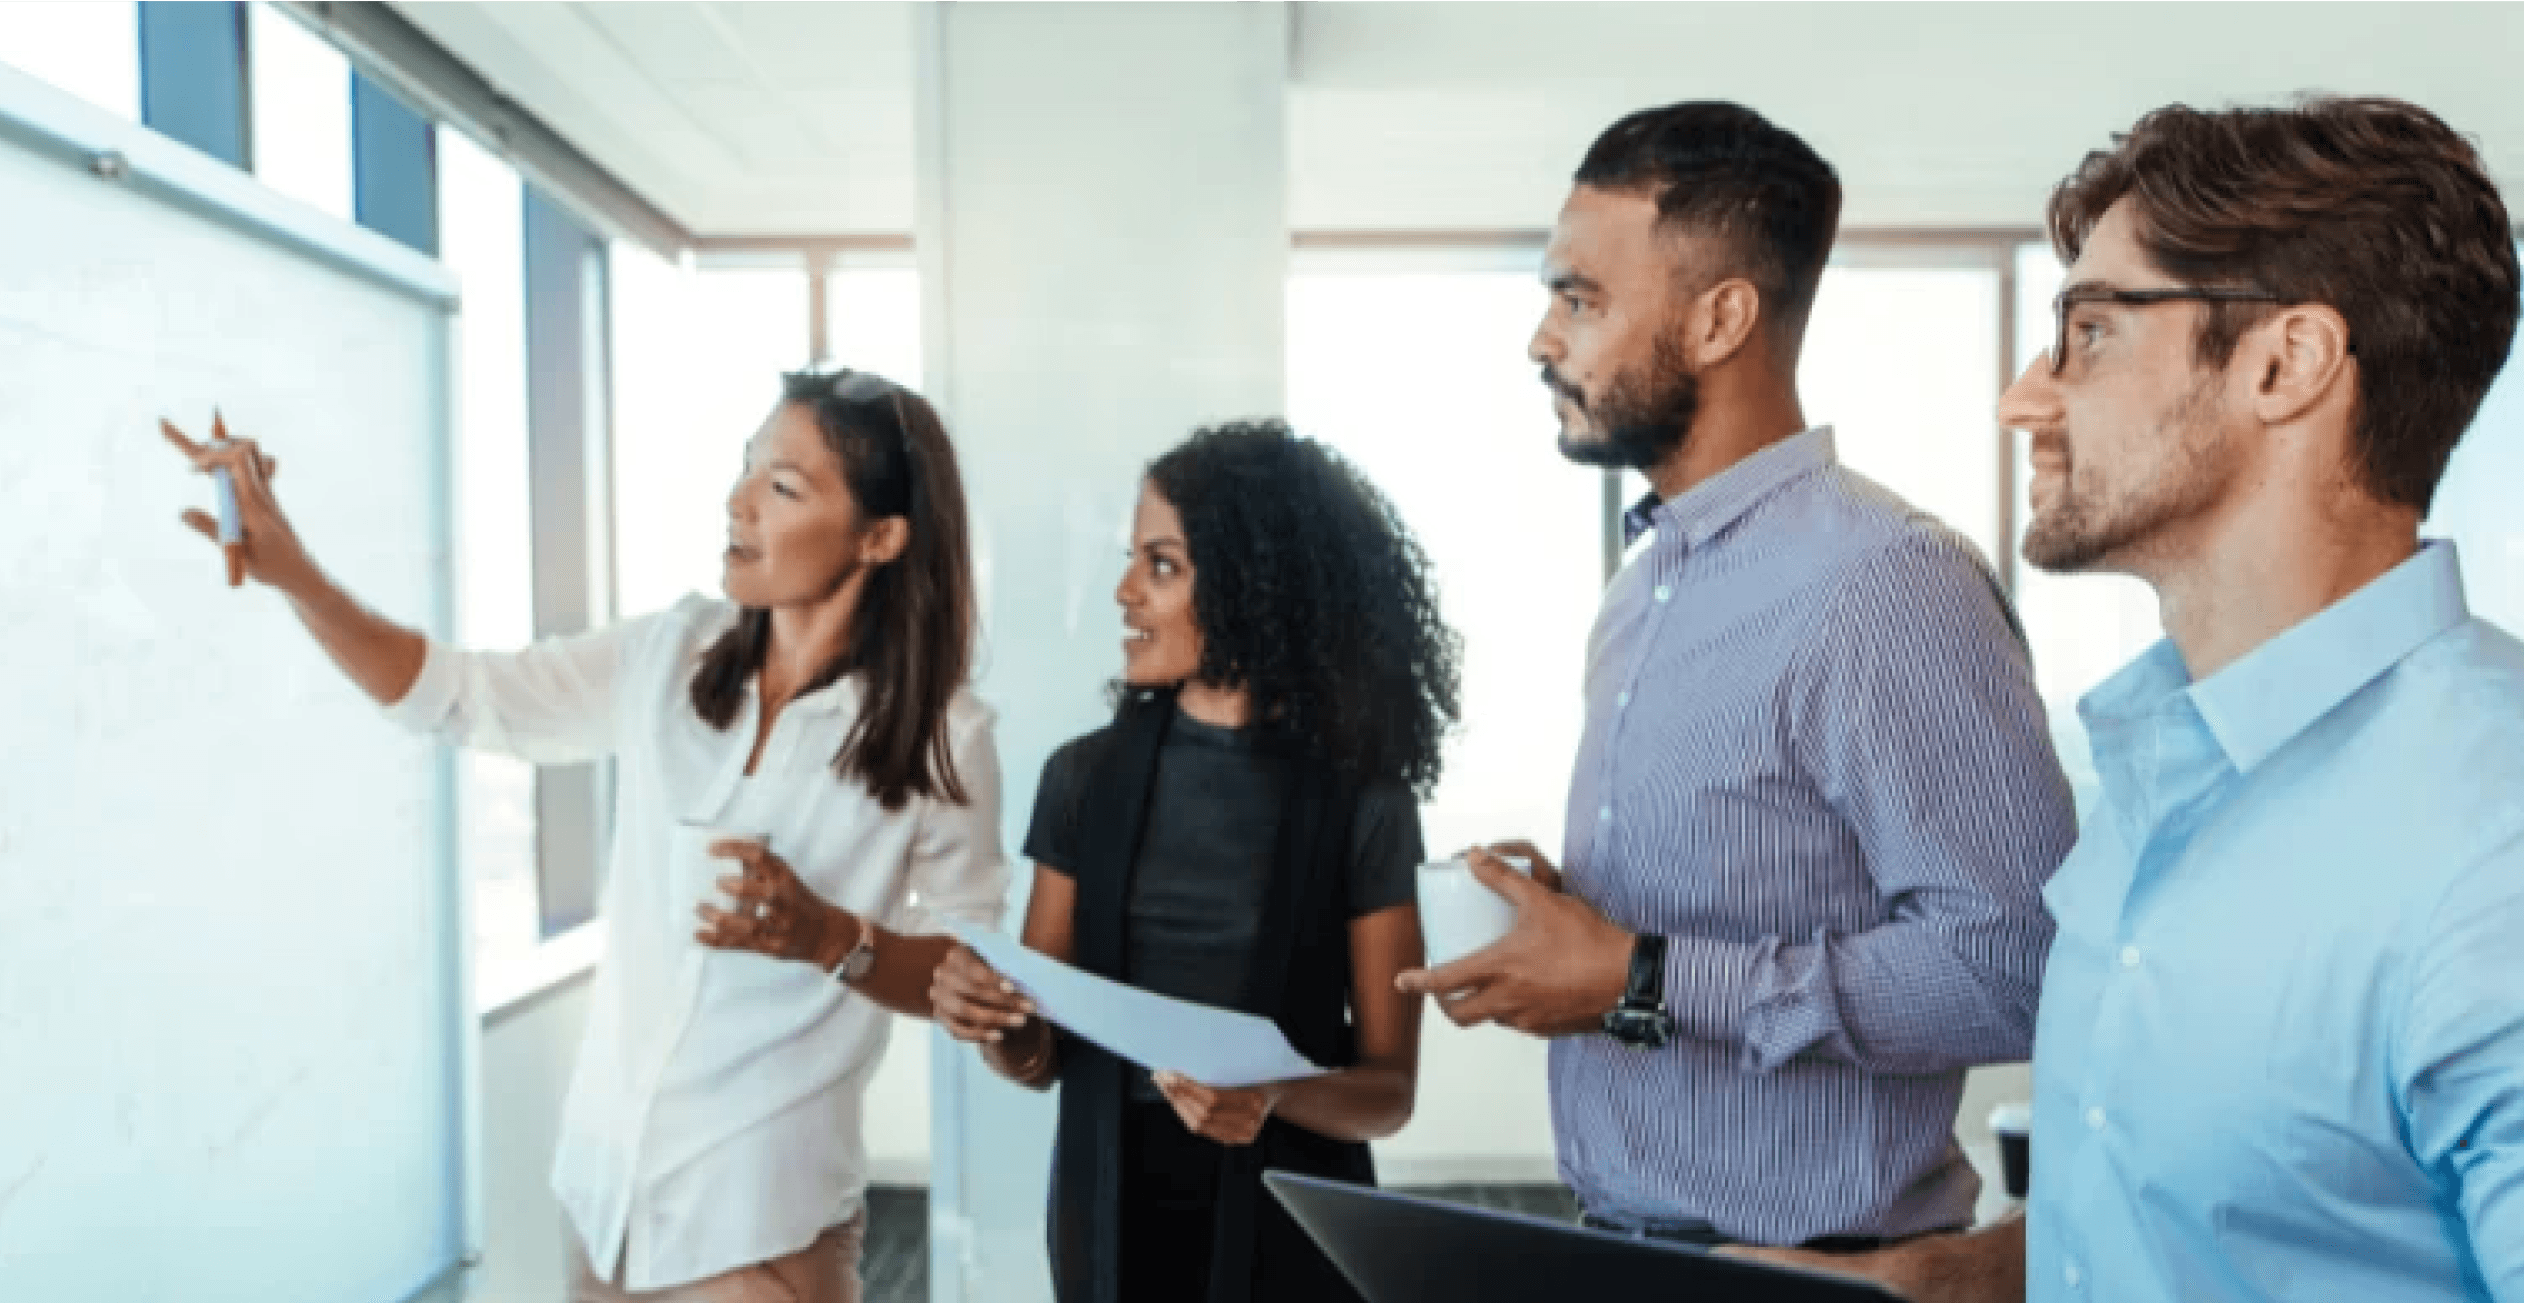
[1051,688,1174,1303]
[1203,761,1365,1303]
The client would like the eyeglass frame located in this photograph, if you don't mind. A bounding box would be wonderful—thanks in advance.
[2048,284,2298,378]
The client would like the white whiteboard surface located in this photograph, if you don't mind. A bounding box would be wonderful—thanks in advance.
[0,67,473,1303]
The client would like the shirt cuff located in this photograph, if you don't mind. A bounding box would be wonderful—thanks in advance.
[1662,934,1757,1049]
[380,637,459,733]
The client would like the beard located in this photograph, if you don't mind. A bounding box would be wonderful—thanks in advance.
[2022,379,2235,574]
[1553,330,1699,472]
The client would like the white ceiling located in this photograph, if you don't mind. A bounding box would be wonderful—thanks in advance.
[394,2,2524,239]
[390,0,916,236]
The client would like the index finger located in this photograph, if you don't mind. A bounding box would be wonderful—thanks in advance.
[159,418,206,462]
[1396,941,1506,997]
[1488,840,1564,891]
[1464,847,1545,903]
[707,837,765,864]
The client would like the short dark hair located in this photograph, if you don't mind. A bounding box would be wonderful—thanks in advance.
[1575,100,1843,345]
[1144,420,1461,797]
[2048,96,2521,513]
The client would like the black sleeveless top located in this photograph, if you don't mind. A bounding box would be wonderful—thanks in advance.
[1031,689,1422,1303]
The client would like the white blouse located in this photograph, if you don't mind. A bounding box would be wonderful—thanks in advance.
[384,594,1008,1290]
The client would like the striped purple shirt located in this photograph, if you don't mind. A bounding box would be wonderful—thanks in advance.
[1553,427,2075,1244]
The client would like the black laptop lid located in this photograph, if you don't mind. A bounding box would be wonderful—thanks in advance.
[1263,1171,1908,1303]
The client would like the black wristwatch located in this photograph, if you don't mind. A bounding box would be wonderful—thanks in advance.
[1601,933,1676,1049]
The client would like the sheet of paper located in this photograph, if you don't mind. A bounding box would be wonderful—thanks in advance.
[951,923,1329,1088]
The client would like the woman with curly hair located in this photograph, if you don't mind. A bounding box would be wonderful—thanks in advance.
[932,419,1462,1303]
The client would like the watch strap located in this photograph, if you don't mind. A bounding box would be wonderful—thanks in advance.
[829,918,877,984]
[1622,932,1669,1012]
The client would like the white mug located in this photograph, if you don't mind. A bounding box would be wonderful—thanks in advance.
[1415,853,1532,970]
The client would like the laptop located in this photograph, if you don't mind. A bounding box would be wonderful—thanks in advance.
[1264,1170,1908,1302]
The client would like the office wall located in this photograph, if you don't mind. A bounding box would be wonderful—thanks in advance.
[471,980,591,1303]
[915,5,1291,1299]
[1289,2,2524,230]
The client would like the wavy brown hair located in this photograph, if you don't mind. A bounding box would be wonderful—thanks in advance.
[2048,96,2520,513]
[690,370,977,811]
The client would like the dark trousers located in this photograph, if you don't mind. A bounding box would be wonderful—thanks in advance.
[1101,1099,1363,1303]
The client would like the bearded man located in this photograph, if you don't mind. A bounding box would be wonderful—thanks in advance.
[1400,100,2077,1254]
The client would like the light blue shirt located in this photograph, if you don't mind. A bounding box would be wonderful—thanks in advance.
[2029,542,2524,1302]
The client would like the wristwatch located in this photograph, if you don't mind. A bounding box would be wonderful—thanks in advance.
[1601,933,1676,1049]
[827,918,878,986]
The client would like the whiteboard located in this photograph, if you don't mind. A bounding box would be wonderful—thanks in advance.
[0,67,473,1303]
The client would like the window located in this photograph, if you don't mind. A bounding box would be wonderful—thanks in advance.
[611,253,813,620]
[824,251,923,385]
[1288,251,1597,860]
[0,1,139,120]
[437,124,546,996]
[1801,253,2006,566]
[1287,249,1585,1176]
[245,1,350,221]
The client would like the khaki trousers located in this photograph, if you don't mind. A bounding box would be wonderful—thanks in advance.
[567,1215,865,1303]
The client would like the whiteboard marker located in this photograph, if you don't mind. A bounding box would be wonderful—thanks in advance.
[211,411,244,587]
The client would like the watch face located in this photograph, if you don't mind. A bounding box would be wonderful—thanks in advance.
[1602,1007,1674,1050]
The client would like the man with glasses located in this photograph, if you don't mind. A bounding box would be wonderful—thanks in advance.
[1398,101,2076,1253]
[1740,96,2524,1303]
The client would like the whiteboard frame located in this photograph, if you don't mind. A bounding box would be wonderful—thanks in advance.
[0,60,484,1303]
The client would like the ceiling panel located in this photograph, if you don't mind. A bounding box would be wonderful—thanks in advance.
[389,0,920,236]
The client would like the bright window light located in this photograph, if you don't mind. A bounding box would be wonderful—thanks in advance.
[825,256,922,388]
[1288,253,1595,861]
[0,1,139,121]
[1801,262,2004,565]
[247,1,351,222]
[610,255,811,623]
[439,122,542,991]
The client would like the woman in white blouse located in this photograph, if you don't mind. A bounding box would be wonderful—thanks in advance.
[159,371,1009,1303]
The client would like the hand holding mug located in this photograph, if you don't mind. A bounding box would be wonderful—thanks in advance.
[693,838,857,967]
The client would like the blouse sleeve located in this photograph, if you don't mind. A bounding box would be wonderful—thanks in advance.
[890,699,1013,935]
[379,601,693,765]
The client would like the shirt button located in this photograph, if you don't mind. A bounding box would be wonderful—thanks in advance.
[1598,805,1612,822]
[2118,945,2141,969]
[1617,690,1630,707]
[2064,1261,2084,1289]
[1653,585,1672,602]
[2085,1106,2108,1131]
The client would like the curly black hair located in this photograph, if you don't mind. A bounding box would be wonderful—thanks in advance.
[1145,420,1462,798]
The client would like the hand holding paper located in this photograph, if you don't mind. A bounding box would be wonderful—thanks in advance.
[949,922,1327,1088]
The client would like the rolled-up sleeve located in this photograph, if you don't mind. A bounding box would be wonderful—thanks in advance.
[2400,831,2524,1302]
[1669,533,2077,1075]
[890,701,1011,936]
[380,612,660,766]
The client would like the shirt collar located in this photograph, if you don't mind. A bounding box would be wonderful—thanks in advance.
[1627,426,1837,550]
[2189,541,2468,773]
[2081,541,2469,776]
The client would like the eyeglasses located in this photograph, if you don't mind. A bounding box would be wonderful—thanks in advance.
[2048,285,2281,377]
[828,368,902,405]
